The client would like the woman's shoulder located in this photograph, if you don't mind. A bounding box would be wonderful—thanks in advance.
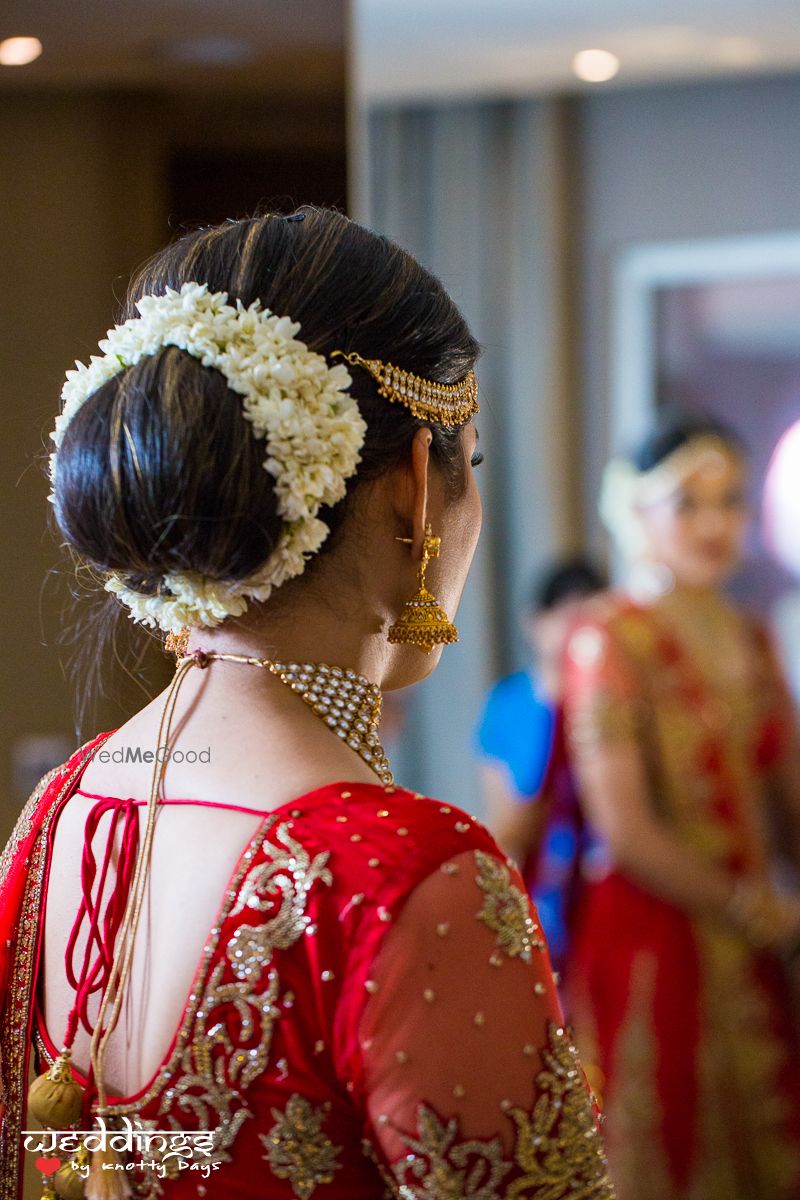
[568,588,645,629]
[292,780,503,881]
[566,589,657,664]
[0,731,110,904]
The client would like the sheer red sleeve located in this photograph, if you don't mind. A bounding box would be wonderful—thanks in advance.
[346,835,614,1197]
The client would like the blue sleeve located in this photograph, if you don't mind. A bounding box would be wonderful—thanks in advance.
[474,682,510,762]
[473,674,556,799]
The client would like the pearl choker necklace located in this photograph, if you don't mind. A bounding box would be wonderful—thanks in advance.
[182,650,394,787]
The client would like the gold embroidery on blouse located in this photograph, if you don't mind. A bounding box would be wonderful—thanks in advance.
[507,1024,615,1198]
[227,826,333,978]
[1,759,331,1198]
[159,958,280,1164]
[144,822,333,1171]
[69,817,333,1196]
[391,1105,511,1198]
[389,1024,614,1200]
[473,851,534,963]
[260,1094,342,1199]
[1,749,92,1200]
[566,694,644,751]
[0,765,61,891]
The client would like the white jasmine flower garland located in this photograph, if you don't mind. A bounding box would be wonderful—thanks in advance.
[48,282,367,634]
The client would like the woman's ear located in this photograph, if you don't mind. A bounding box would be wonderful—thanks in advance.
[387,426,432,558]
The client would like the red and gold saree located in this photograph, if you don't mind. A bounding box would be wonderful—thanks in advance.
[0,730,613,1199]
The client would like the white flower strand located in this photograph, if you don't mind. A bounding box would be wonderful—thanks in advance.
[48,282,367,633]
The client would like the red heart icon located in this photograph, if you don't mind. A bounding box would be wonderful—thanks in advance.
[35,1157,61,1176]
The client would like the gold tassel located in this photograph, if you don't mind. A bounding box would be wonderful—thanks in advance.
[388,524,459,654]
[54,1140,89,1199]
[28,1050,84,1130]
[85,1144,132,1200]
[386,581,459,653]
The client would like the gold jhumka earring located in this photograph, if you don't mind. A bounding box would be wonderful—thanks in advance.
[164,351,478,665]
[388,523,458,654]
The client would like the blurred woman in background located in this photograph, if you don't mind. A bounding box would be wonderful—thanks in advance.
[475,558,605,977]
[563,412,800,1200]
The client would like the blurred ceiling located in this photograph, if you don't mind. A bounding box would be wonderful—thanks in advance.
[355,0,800,104]
[0,0,345,96]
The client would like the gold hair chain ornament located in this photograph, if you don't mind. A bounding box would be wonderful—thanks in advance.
[388,523,459,654]
[332,350,479,428]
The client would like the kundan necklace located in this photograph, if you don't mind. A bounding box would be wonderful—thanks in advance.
[186,649,394,787]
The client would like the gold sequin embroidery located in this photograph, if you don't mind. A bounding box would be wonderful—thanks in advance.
[473,850,534,962]
[260,1094,342,1198]
[389,1023,614,1200]
[507,1023,615,1197]
[0,765,61,891]
[33,817,335,1193]
[145,822,333,1171]
[391,1106,511,1198]
[227,826,333,979]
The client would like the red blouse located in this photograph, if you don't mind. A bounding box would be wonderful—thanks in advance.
[3,730,614,1199]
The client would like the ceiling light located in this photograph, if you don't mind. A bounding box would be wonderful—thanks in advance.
[572,48,620,84]
[0,36,43,67]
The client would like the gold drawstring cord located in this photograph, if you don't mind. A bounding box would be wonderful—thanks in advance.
[88,645,392,1127]
[88,652,202,1116]
[87,649,271,1115]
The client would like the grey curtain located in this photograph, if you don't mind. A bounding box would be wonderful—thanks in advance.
[357,100,579,814]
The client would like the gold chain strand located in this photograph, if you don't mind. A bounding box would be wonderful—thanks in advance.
[87,652,200,1194]
[84,649,393,1183]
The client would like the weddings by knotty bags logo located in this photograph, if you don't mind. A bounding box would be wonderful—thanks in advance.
[24,1117,221,1180]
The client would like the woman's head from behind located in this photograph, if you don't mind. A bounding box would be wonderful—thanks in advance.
[601,410,749,591]
[49,208,482,690]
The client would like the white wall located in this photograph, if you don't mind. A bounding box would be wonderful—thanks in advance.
[579,73,800,545]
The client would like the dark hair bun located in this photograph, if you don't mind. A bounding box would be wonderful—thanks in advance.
[52,349,283,595]
[49,208,480,600]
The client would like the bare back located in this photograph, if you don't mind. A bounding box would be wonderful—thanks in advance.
[40,665,378,1098]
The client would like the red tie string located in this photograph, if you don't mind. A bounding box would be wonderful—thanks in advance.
[63,797,141,1047]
